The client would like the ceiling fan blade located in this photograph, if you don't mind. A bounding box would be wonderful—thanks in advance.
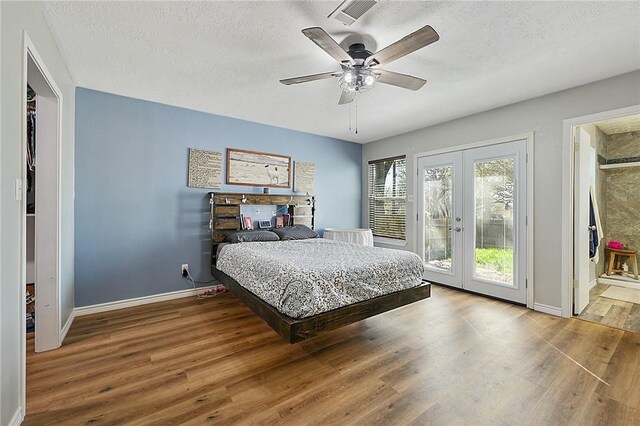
[366,25,439,66]
[279,71,338,85]
[302,27,354,65]
[338,90,356,105]
[375,69,427,91]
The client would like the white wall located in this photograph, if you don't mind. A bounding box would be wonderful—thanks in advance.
[0,2,74,423]
[363,71,640,310]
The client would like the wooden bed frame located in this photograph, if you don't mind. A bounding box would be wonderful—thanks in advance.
[208,191,431,343]
[211,267,431,344]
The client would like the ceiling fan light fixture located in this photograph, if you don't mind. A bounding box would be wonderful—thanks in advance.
[343,71,353,83]
[281,24,439,105]
[339,68,376,93]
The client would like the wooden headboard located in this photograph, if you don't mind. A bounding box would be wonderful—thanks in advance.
[208,192,315,266]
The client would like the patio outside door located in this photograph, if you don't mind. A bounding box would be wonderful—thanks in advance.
[418,139,528,304]
[417,152,463,288]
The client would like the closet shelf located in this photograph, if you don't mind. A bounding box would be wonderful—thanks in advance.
[599,161,640,170]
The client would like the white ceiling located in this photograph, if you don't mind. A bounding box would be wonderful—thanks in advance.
[594,114,640,135]
[42,1,640,143]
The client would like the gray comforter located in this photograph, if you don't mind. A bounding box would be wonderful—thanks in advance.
[216,238,424,318]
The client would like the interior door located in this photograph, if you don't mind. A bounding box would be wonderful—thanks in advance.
[417,152,463,287]
[34,95,61,352]
[573,126,592,314]
[418,139,528,304]
[462,141,527,304]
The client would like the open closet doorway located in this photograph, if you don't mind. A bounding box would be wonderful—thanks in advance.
[572,110,640,333]
[23,43,62,354]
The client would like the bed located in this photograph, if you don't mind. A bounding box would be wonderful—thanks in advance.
[208,192,430,343]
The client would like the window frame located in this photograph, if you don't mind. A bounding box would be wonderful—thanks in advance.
[367,155,407,243]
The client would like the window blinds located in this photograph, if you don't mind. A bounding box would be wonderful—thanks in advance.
[368,156,407,240]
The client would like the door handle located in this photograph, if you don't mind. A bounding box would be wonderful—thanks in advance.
[449,218,463,231]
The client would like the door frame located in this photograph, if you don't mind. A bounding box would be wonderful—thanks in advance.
[413,132,535,309]
[561,105,640,318]
[20,31,64,414]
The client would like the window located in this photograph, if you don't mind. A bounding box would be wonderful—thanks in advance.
[368,156,407,240]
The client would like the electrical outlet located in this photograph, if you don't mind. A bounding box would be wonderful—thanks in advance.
[181,264,189,277]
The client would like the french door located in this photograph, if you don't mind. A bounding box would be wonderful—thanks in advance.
[418,140,528,304]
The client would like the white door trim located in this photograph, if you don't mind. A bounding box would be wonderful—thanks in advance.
[561,104,640,318]
[413,132,534,309]
[20,31,65,416]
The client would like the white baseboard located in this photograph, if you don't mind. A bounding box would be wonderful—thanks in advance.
[588,279,598,290]
[74,285,219,317]
[60,309,75,344]
[533,303,563,317]
[8,407,24,426]
[598,277,640,290]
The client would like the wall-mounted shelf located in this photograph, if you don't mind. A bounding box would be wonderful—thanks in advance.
[599,161,640,170]
[208,192,315,266]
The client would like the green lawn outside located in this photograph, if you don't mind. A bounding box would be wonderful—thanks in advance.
[475,248,513,274]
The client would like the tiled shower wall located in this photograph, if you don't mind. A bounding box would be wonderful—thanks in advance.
[603,130,640,274]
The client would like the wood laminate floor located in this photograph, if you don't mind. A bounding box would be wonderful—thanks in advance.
[26,285,640,425]
[577,283,640,333]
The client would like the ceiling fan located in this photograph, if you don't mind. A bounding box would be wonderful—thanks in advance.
[280,25,440,105]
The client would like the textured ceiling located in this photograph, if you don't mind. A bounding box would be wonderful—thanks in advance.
[42,1,640,143]
[595,114,640,135]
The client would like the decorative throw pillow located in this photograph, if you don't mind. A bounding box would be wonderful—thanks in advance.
[273,225,319,240]
[226,230,280,243]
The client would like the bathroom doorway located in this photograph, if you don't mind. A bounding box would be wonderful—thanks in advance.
[572,112,640,332]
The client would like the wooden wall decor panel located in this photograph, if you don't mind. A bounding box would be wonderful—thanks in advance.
[213,205,240,217]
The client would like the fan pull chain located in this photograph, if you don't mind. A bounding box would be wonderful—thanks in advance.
[355,98,358,135]
[349,101,352,132]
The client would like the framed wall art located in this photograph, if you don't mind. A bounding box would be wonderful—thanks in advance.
[226,148,291,188]
[187,148,222,189]
[294,161,315,194]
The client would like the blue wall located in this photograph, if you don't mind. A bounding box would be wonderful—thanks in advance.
[75,88,362,307]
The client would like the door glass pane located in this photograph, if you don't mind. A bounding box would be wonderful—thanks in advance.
[424,166,453,271]
[474,158,515,284]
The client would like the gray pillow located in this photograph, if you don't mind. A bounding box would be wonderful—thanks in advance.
[273,225,319,240]
[226,230,280,243]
